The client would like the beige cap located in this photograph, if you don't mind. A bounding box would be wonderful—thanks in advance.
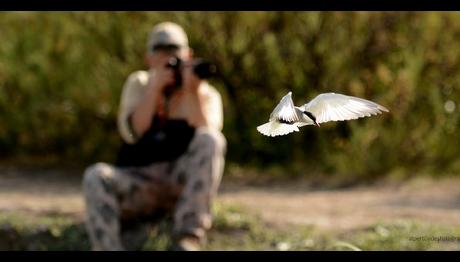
[147,22,189,52]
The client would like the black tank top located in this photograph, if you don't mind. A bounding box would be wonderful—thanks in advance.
[115,115,195,167]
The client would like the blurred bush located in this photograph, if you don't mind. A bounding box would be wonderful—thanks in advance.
[0,11,459,179]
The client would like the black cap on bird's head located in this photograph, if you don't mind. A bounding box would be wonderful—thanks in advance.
[303,111,320,127]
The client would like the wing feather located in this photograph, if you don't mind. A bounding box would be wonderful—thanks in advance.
[257,121,300,137]
[301,93,389,124]
[269,92,299,123]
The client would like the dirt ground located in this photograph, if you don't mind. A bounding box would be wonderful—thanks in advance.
[1,166,460,233]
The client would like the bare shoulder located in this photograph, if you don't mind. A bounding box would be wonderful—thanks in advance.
[200,82,222,101]
[125,70,150,88]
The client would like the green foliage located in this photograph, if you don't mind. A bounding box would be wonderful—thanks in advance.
[337,220,460,251]
[1,12,460,178]
[1,207,460,250]
[0,211,90,250]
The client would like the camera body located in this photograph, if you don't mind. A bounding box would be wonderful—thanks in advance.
[165,56,217,93]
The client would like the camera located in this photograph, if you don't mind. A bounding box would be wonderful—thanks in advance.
[165,56,218,91]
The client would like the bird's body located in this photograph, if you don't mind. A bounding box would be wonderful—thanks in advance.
[257,92,389,137]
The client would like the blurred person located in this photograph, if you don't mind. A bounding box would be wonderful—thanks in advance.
[82,22,226,251]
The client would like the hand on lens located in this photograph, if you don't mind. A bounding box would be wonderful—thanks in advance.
[149,67,175,94]
[182,62,201,94]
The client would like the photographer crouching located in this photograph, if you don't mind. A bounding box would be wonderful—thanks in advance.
[82,22,226,251]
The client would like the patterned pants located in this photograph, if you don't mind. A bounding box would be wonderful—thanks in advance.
[82,128,226,251]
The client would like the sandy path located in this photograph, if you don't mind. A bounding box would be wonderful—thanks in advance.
[1,167,460,231]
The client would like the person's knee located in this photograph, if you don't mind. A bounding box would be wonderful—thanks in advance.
[193,128,227,156]
[82,162,113,193]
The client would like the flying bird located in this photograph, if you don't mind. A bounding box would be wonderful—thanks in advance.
[257,92,389,137]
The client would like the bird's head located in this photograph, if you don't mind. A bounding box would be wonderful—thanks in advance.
[302,111,320,127]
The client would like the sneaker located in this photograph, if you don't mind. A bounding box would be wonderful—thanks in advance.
[170,236,201,251]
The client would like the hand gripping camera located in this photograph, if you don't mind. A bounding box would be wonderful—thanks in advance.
[164,56,218,95]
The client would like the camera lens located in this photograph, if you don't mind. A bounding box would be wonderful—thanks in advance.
[165,56,183,88]
[166,57,181,69]
[193,59,217,79]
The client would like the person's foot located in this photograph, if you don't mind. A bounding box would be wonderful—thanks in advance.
[170,236,201,251]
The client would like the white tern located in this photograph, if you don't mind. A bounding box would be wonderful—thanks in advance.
[257,92,389,137]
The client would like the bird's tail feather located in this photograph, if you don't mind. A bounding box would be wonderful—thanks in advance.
[256,121,299,137]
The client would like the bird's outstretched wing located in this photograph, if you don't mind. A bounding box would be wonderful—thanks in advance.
[257,121,300,137]
[301,93,389,124]
[268,91,299,123]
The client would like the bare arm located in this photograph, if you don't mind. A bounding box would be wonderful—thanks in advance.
[182,64,210,128]
[130,82,161,137]
[131,68,174,137]
[182,64,223,130]
[186,91,209,128]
